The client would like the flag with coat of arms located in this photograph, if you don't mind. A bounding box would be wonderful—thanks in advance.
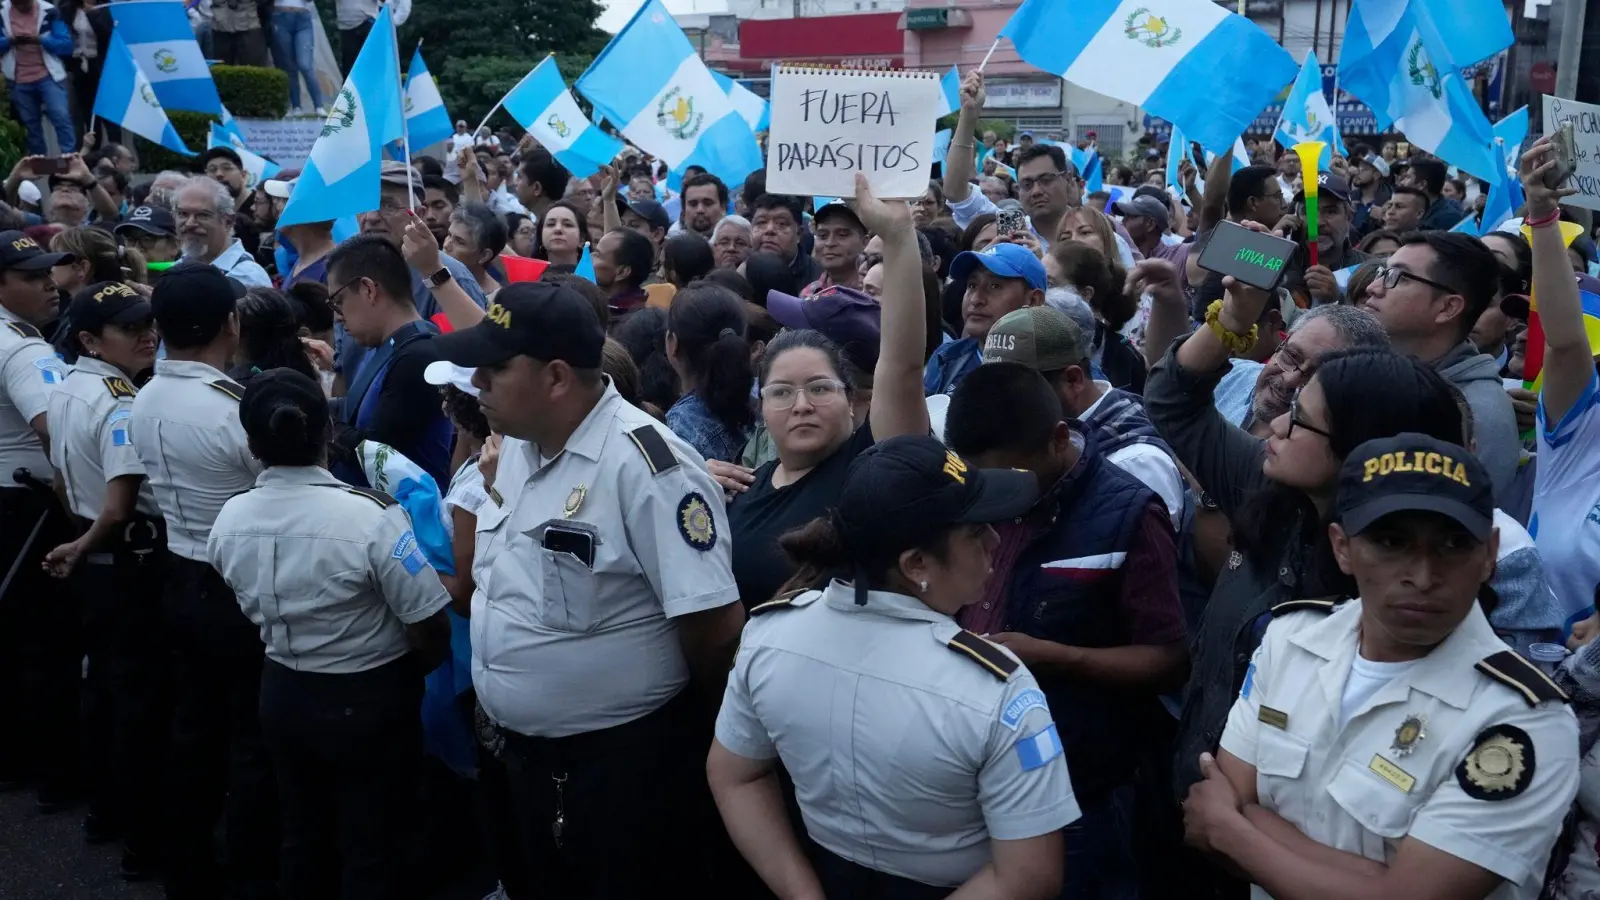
[403,42,454,151]
[277,6,403,228]
[1274,50,1347,170]
[107,0,222,114]
[501,55,624,179]
[576,0,762,188]
[94,27,192,155]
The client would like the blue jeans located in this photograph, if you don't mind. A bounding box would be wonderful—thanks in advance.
[270,10,324,110]
[8,77,74,156]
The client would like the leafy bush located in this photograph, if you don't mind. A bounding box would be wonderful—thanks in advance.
[134,110,215,174]
[212,64,290,118]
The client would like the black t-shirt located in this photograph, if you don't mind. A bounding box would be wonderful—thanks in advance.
[729,423,874,610]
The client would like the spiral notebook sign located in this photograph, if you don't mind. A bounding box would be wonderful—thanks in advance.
[766,64,940,198]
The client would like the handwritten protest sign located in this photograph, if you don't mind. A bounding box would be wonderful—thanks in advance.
[766,66,939,199]
[1543,94,1600,212]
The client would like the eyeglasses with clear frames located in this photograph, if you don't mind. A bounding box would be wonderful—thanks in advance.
[760,379,847,410]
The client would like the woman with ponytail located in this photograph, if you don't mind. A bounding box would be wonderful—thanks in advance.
[665,281,757,462]
[205,368,452,899]
[708,434,1080,899]
[232,287,321,384]
[51,226,148,294]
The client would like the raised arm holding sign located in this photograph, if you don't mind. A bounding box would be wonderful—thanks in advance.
[766,66,940,199]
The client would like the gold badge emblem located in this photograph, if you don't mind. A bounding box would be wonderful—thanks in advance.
[563,484,587,518]
[1391,714,1426,757]
[1456,724,1533,801]
[677,491,716,551]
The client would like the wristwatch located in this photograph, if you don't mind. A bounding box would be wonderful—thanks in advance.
[426,267,452,289]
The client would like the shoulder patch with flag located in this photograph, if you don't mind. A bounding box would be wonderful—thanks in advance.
[1015,724,1064,771]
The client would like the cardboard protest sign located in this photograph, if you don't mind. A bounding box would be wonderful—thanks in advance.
[766,65,940,199]
[1542,94,1600,212]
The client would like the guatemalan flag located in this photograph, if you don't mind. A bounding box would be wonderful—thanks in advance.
[1338,0,1510,181]
[576,0,763,188]
[94,28,192,155]
[277,5,403,228]
[1274,50,1347,170]
[710,69,770,134]
[503,56,622,179]
[999,0,1297,153]
[403,42,454,151]
[107,0,221,114]
[936,64,962,118]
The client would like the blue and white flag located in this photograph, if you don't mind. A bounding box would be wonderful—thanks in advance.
[710,69,770,134]
[1477,142,1515,235]
[1000,0,1297,153]
[503,56,624,180]
[94,28,192,156]
[576,0,762,187]
[208,123,279,191]
[1072,144,1103,192]
[1494,105,1528,175]
[277,6,403,228]
[932,128,953,165]
[404,42,454,151]
[214,103,244,144]
[1274,50,1347,170]
[936,64,962,118]
[574,242,596,283]
[107,0,221,114]
[1166,124,1188,191]
[1338,0,1510,180]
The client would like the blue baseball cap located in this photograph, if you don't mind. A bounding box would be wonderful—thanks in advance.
[948,242,1048,292]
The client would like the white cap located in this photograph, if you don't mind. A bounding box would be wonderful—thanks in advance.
[17,180,40,205]
[424,359,478,397]
[263,178,296,199]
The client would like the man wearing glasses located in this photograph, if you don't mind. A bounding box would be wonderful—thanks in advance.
[1358,232,1521,498]
[173,176,272,287]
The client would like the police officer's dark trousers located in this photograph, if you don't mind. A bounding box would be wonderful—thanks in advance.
[0,481,80,797]
[75,514,171,861]
[498,687,706,899]
[259,654,424,900]
[160,555,278,900]
[810,846,953,900]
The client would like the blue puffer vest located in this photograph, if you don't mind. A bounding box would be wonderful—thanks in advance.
[1003,428,1157,804]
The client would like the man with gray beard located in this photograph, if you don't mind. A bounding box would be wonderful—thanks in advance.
[174,177,271,287]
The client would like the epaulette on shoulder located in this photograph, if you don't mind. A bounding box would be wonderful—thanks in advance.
[625,424,680,476]
[207,378,245,401]
[1476,650,1570,706]
[947,630,1019,681]
[1270,597,1342,618]
[749,590,808,617]
[102,375,137,399]
[340,486,397,508]
[5,320,40,339]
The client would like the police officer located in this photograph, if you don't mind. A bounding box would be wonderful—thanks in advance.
[0,230,77,806]
[206,368,452,900]
[709,434,1081,900]
[129,262,277,898]
[1184,433,1580,899]
[41,282,167,877]
[431,281,746,896]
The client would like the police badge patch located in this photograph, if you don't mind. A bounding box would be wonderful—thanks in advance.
[1456,724,1534,801]
[677,491,716,551]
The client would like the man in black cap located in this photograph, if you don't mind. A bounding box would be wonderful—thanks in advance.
[114,205,181,264]
[0,229,76,810]
[1184,433,1577,900]
[801,200,868,298]
[617,194,671,267]
[434,280,745,896]
[1115,193,1180,263]
[129,261,278,899]
[1287,172,1368,306]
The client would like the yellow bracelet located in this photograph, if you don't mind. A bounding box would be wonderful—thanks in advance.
[1204,299,1259,354]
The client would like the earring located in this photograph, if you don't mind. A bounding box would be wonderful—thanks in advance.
[918,580,928,593]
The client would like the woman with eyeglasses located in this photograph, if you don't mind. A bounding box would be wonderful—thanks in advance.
[1146,268,1471,895]
[40,282,167,877]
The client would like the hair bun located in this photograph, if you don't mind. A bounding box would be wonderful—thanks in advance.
[267,403,308,440]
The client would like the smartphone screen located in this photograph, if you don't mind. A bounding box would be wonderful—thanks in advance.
[543,526,595,568]
[1196,220,1298,292]
[34,158,62,176]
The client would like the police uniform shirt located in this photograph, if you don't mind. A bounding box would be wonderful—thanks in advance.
[47,356,157,520]
[716,581,1081,887]
[206,466,450,674]
[0,305,66,478]
[472,380,740,738]
[1221,599,1579,899]
[130,359,262,561]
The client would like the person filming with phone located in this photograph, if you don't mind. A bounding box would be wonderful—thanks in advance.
[0,0,75,158]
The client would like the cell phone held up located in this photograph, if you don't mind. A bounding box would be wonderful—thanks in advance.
[1196,220,1298,293]
[32,157,64,176]
[1544,122,1577,191]
[996,208,1026,238]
